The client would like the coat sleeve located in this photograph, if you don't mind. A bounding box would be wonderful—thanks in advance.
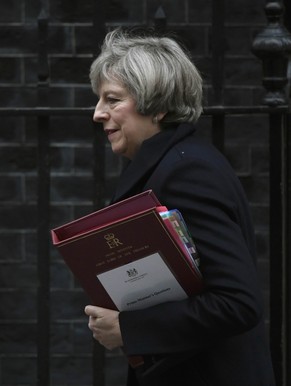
[119,150,264,356]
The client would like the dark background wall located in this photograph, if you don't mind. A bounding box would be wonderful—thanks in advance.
[0,1,290,385]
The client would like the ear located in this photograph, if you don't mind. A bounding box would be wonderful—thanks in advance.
[156,112,167,122]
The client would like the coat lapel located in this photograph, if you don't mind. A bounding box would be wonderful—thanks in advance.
[112,123,196,202]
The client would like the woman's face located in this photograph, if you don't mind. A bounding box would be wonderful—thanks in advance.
[93,80,161,159]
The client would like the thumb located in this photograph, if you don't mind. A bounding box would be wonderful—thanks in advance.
[84,305,100,317]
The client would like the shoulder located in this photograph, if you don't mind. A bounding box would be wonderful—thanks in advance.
[157,133,234,177]
[146,133,245,204]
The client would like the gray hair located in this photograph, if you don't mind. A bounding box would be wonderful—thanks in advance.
[90,29,203,124]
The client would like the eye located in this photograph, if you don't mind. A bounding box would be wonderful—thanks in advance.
[107,97,119,104]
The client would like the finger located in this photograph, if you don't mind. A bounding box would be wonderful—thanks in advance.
[84,305,100,317]
[88,315,96,331]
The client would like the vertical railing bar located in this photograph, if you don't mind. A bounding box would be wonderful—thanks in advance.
[212,114,225,153]
[91,1,107,385]
[281,111,288,386]
[211,0,225,153]
[283,0,291,35]
[269,112,285,386]
[91,122,106,386]
[92,340,106,386]
[251,3,291,384]
[92,123,106,211]
[211,0,225,104]
[36,115,51,386]
[282,111,291,386]
[37,2,50,385]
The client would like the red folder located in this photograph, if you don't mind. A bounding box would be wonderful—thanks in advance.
[52,190,161,243]
[51,190,203,367]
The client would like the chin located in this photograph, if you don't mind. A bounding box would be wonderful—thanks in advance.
[112,147,125,157]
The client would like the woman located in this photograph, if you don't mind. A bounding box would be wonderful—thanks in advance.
[85,28,275,386]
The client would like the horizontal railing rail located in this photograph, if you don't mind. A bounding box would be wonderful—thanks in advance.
[0,105,289,116]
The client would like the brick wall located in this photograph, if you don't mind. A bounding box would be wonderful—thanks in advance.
[0,0,278,385]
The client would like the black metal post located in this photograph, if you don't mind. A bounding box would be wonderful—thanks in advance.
[252,2,291,385]
[283,0,291,34]
[268,112,286,386]
[91,122,106,386]
[252,1,291,106]
[286,111,291,386]
[211,0,225,153]
[37,2,51,386]
[91,2,107,385]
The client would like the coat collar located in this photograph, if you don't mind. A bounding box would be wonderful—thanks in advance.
[112,123,197,203]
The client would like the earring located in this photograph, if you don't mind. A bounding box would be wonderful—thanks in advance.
[153,116,158,124]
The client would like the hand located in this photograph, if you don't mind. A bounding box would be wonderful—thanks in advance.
[84,305,123,350]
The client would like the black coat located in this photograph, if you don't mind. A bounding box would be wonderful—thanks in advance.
[113,123,275,386]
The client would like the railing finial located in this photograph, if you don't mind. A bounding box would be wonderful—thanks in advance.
[154,6,167,32]
[252,1,291,106]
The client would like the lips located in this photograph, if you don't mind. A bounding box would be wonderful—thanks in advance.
[105,128,119,140]
[105,128,117,133]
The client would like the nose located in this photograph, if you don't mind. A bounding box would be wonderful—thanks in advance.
[93,100,109,123]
